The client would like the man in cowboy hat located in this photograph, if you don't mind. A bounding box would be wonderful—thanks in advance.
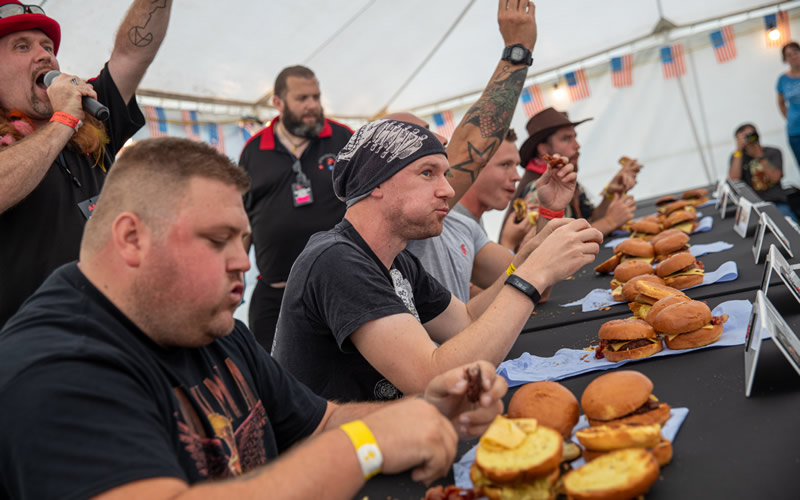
[501,107,641,249]
[0,0,173,328]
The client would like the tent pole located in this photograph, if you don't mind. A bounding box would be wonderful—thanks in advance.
[685,47,719,180]
[676,75,715,185]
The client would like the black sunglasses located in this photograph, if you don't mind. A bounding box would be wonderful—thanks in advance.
[0,3,46,18]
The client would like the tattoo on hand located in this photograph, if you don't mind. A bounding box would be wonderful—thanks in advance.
[128,0,168,48]
[449,141,496,182]
[461,66,527,140]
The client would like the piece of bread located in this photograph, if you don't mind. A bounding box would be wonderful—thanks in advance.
[645,294,691,326]
[576,423,662,451]
[653,230,690,256]
[633,280,686,302]
[665,209,697,227]
[581,371,653,422]
[649,228,686,246]
[664,322,724,349]
[630,219,662,235]
[581,437,673,468]
[475,425,563,483]
[621,275,664,302]
[651,300,712,335]
[663,199,692,215]
[614,238,655,258]
[563,448,660,500]
[597,318,663,362]
[587,403,671,427]
[664,273,704,289]
[471,464,559,500]
[594,254,621,274]
[655,252,696,278]
[613,260,654,283]
[602,337,663,362]
[513,198,528,223]
[508,382,580,439]
[598,318,657,342]
[656,195,677,207]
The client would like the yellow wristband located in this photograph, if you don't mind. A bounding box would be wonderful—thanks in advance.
[340,420,383,480]
[603,184,615,200]
[506,262,516,276]
[733,151,743,158]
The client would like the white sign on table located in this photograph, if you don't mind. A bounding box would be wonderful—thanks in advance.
[745,290,800,397]
[733,198,753,238]
[716,182,740,219]
[753,212,793,264]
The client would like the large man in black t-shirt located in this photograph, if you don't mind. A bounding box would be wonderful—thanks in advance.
[239,65,353,350]
[0,138,507,499]
[0,0,173,328]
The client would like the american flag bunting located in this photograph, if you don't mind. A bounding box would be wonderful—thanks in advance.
[765,11,791,48]
[565,69,590,102]
[660,44,686,79]
[432,111,455,139]
[710,26,737,63]
[145,105,167,137]
[520,85,545,118]
[610,55,633,88]
[208,123,225,154]
[181,110,201,140]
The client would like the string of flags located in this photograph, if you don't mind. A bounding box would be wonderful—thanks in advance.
[432,110,455,139]
[143,106,264,154]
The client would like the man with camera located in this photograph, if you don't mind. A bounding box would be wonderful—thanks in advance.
[729,123,796,221]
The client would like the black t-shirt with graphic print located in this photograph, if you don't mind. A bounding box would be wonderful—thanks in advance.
[0,264,327,500]
[272,219,453,402]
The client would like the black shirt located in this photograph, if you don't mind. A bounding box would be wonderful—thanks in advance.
[239,117,352,283]
[272,219,452,402]
[0,264,327,500]
[729,146,786,203]
[0,63,144,328]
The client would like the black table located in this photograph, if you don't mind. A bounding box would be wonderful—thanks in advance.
[361,287,800,499]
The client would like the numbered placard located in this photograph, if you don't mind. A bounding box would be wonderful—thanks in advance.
[760,244,800,304]
[733,198,753,238]
[716,182,740,219]
[745,290,800,397]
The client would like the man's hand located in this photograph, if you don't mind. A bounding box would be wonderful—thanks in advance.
[514,217,573,263]
[745,143,764,159]
[499,210,536,250]
[517,218,603,290]
[498,0,537,50]
[607,170,636,195]
[362,398,458,485]
[422,360,507,440]
[620,158,643,176]
[735,133,748,151]
[603,194,636,229]
[535,154,577,211]
[45,73,98,121]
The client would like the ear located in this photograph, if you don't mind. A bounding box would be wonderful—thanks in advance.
[111,212,150,268]
[272,95,284,113]
[536,142,550,159]
[369,186,384,199]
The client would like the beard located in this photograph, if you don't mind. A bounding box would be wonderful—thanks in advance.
[282,104,325,139]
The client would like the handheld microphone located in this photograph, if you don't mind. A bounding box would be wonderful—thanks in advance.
[43,70,110,121]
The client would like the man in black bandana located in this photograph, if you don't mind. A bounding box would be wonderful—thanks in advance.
[273,119,603,402]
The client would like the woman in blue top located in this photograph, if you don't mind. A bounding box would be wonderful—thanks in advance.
[777,41,800,169]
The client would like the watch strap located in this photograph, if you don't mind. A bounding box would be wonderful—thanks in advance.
[504,274,541,305]
[501,44,533,66]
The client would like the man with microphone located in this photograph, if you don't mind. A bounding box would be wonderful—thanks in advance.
[0,0,173,328]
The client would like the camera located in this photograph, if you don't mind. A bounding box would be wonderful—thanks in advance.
[746,131,760,144]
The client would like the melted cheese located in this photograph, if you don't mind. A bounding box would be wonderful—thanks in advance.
[672,221,694,233]
[620,255,655,264]
[668,268,705,277]
[480,416,526,449]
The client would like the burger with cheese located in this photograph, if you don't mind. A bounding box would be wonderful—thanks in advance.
[655,252,704,289]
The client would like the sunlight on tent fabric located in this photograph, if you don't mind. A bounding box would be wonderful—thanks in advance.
[769,28,782,40]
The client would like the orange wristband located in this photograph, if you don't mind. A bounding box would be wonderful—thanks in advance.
[50,112,82,131]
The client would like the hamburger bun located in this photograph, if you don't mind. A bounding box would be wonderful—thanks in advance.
[471,463,559,500]
[664,273,704,289]
[630,219,661,235]
[656,195,677,207]
[614,239,655,258]
[563,449,660,500]
[581,437,673,467]
[651,300,712,335]
[475,424,563,483]
[575,423,661,451]
[653,230,690,256]
[665,209,697,227]
[664,322,724,349]
[508,382,580,439]
[602,338,662,362]
[663,199,692,215]
[581,371,672,427]
[645,294,692,326]
[594,254,621,274]
[682,188,709,204]
[598,318,657,341]
[655,252,696,278]
[633,280,686,302]
[613,260,654,283]
[621,275,665,302]
[649,228,686,246]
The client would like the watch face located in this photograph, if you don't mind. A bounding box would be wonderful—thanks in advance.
[511,47,525,60]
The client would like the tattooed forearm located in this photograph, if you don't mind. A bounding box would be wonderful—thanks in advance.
[460,65,527,140]
[128,0,169,48]
[448,141,497,183]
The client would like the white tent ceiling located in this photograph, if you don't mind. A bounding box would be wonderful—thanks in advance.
[48,0,784,118]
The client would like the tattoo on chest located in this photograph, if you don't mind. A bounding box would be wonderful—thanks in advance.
[128,0,168,48]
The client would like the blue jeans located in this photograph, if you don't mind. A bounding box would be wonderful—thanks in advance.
[775,202,798,222]
[789,134,800,172]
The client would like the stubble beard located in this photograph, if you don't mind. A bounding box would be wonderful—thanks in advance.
[283,105,325,139]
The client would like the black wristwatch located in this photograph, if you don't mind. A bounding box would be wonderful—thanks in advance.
[504,274,541,305]
[501,44,533,66]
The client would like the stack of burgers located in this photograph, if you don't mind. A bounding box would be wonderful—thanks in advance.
[645,293,728,350]
[682,187,710,206]
[561,371,671,499]
[629,215,663,240]
[607,240,656,301]
[471,381,581,499]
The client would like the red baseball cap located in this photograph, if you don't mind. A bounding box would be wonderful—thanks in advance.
[0,1,61,54]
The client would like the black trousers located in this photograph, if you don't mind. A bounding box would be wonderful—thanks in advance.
[248,280,285,353]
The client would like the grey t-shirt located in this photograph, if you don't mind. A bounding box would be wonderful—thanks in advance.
[407,203,491,303]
